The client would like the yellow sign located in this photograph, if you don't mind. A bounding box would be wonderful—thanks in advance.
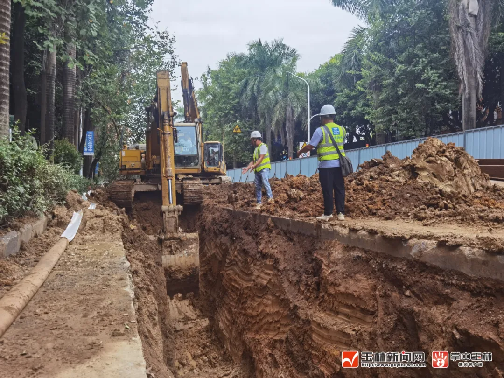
[301,142,307,149]
[233,125,242,133]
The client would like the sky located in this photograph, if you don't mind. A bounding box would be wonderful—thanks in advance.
[150,0,362,102]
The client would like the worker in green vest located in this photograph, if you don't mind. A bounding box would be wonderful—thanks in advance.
[297,105,346,221]
[242,131,274,209]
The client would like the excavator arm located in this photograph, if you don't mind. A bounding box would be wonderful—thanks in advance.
[181,62,226,175]
[157,71,182,236]
[181,62,201,123]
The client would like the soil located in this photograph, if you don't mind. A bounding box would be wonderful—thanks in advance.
[198,207,504,377]
[123,204,248,378]
[0,205,143,378]
[207,138,504,226]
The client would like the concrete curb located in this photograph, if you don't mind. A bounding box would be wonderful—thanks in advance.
[226,209,504,282]
[0,216,48,258]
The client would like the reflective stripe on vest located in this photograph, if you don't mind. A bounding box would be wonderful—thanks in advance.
[253,143,272,172]
[317,123,346,161]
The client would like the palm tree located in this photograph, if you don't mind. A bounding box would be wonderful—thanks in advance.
[268,73,306,159]
[0,0,10,139]
[239,40,299,149]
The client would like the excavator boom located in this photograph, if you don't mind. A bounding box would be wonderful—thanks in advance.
[156,71,181,235]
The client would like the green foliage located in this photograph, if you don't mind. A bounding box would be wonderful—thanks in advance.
[200,40,308,164]
[53,139,82,174]
[0,131,90,224]
[199,54,252,167]
[321,0,461,140]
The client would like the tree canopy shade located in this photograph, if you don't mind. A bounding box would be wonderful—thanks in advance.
[2,0,178,178]
[332,0,504,132]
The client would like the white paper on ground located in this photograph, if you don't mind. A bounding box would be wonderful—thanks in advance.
[87,190,92,195]
[88,203,97,210]
[61,210,83,242]
[82,194,88,201]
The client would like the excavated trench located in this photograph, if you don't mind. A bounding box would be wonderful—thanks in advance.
[121,198,504,378]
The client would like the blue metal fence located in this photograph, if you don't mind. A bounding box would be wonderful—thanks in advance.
[226,125,504,182]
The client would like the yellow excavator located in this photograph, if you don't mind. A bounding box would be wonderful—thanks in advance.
[108,62,228,236]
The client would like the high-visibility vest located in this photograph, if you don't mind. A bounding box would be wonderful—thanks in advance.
[253,143,271,172]
[317,123,346,161]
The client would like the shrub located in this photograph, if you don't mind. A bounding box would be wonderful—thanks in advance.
[0,131,91,225]
[53,139,82,174]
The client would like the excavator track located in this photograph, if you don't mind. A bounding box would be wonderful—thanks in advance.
[107,180,135,209]
[182,179,204,205]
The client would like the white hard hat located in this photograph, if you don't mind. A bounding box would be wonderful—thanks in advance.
[250,131,262,139]
[313,105,336,117]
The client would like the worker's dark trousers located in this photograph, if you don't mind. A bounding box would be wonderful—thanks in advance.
[319,167,345,216]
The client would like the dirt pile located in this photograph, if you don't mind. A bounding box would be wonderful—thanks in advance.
[407,138,489,195]
[206,138,504,224]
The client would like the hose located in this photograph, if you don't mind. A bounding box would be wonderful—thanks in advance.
[0,210,83,338]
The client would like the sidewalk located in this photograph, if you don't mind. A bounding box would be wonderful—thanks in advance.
[0,208,146,378]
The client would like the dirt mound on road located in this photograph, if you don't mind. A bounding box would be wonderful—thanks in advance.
[207,138,504,225]
[406,137,489,195]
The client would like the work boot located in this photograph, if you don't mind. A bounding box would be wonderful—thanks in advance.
[254,203,262,210]
[268,198,275,204]
[337,213,345,221]
[316,214,333,221]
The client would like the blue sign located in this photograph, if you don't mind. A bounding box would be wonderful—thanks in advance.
[84,131,94,156]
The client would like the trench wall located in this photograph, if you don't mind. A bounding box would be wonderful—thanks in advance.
[197,206,504,377]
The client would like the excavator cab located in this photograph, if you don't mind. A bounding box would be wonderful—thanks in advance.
[203,141,225,173]
[174,123,199,168]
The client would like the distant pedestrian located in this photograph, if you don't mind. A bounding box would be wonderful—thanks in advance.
[242,131,274,209]
[297,105,346,221]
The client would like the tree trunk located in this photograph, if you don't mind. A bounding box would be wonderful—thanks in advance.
[0,0,11,139]
[40,51,47,144]
[462,71,477,131]
[62,21,76,144]
[12,2,26,134]
[45,43,57,154]
[265,123,272,152]
[74,107,80,148]
[286,104,294,159]
[462,16,478,131]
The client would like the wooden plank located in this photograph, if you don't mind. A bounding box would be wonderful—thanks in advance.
[480,166,504,179]
[477,159,504,166]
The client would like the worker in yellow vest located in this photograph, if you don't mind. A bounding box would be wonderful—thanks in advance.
[297,105,346,221]
[242,131,274,209]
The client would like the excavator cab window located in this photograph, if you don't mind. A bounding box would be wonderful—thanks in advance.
[204,143,222,168]
[175,126,199,167]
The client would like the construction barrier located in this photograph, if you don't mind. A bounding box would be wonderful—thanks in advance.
[226,124,504,182]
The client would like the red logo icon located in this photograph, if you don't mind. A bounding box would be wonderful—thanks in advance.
[342,351,359,368]
[432,351,449,368]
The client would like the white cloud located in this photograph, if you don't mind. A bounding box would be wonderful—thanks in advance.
[151,0,362,100]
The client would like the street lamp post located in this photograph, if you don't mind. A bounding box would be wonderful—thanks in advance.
[287,72,310,142]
